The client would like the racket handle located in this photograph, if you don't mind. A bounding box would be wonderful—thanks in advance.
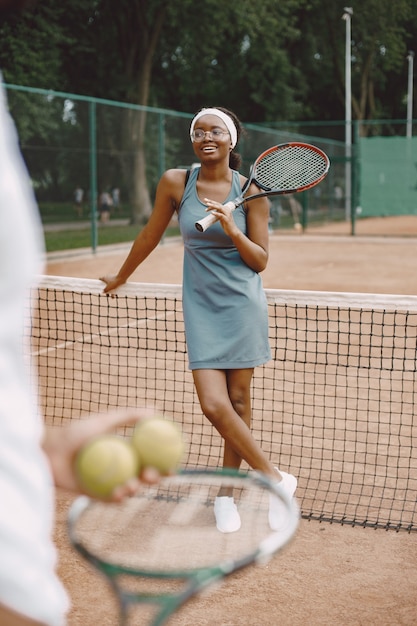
[195,201,238,232]
[195,212,219,232]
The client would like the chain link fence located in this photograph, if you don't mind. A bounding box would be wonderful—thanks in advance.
[5,83,415,248]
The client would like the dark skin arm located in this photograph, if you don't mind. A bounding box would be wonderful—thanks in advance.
[101,169,185,292]
[101,169,270,294]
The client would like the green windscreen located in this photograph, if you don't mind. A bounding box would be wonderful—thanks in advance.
[359,136,417,216]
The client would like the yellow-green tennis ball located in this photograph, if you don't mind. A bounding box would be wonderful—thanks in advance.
[131,417,184,474]
[75,435,139,498]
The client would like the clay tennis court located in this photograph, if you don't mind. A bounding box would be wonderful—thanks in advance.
[46,216,417,625]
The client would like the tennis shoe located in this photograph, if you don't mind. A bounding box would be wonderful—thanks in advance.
[214,496,241,533]
[268,470,298,532]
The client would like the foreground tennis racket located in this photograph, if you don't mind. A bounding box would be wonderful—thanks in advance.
[68,469,299,626]
[195,141,330,232]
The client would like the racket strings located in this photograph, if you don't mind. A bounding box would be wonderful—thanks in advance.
[255,145,328,191]
[70,478,282,573]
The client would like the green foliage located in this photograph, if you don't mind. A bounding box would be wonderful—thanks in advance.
[0,2,71,89]
[1,0,415,123]
[287,0,416,122]
[1,0,416,231]
[152,0,305,121]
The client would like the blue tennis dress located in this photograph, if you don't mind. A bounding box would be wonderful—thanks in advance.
[178,167,271,370]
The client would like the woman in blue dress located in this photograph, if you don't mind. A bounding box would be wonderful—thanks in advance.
[101,107,297,532]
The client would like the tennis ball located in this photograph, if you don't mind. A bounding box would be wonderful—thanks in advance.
[131,417,184,474]
[75,435,140,499]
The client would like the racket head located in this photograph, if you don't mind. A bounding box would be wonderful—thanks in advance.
[251,142,330,194]
[194,142,329,232]
[67,468,299,581]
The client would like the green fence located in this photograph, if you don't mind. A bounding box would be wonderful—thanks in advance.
[5,83,415,249]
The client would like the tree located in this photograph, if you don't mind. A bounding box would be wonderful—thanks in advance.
[0,3,65,88]
[286,0,415,129]
[64,0,171,222]
[1,0,416,220]
[58,0,306,220]
[153,0,305,122]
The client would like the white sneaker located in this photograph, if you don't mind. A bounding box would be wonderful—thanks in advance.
[214,496,241,533]
[269,470,298,531]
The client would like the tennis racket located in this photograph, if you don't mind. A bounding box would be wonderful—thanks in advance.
[68,468,299,626]
[195,141,330,232]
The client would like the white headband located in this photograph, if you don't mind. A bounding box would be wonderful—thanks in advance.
[190,108,238,148]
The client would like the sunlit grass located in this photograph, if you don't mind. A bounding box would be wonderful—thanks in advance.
[44,224,180,252]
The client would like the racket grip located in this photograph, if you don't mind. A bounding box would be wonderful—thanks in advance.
[195,212,219,232]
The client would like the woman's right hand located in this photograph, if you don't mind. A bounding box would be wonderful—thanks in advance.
[100,274,126,294]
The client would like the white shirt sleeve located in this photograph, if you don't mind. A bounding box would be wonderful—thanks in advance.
[0,77,69,625]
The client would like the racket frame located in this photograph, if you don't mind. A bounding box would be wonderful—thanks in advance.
[195,141,330,232]
[67,468,299,626]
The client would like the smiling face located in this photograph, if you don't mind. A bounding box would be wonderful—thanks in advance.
[191,114,233,163]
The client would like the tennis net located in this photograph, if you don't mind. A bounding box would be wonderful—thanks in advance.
[30,276,417,532]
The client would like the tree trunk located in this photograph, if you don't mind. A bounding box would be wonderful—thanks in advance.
[126,3,168,224]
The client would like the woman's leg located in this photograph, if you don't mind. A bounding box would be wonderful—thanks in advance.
[192,368,298,532]
[222,368,253,470]
[192,368,276,479]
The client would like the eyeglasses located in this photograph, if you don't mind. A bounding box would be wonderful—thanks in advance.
[191,128,230,142]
